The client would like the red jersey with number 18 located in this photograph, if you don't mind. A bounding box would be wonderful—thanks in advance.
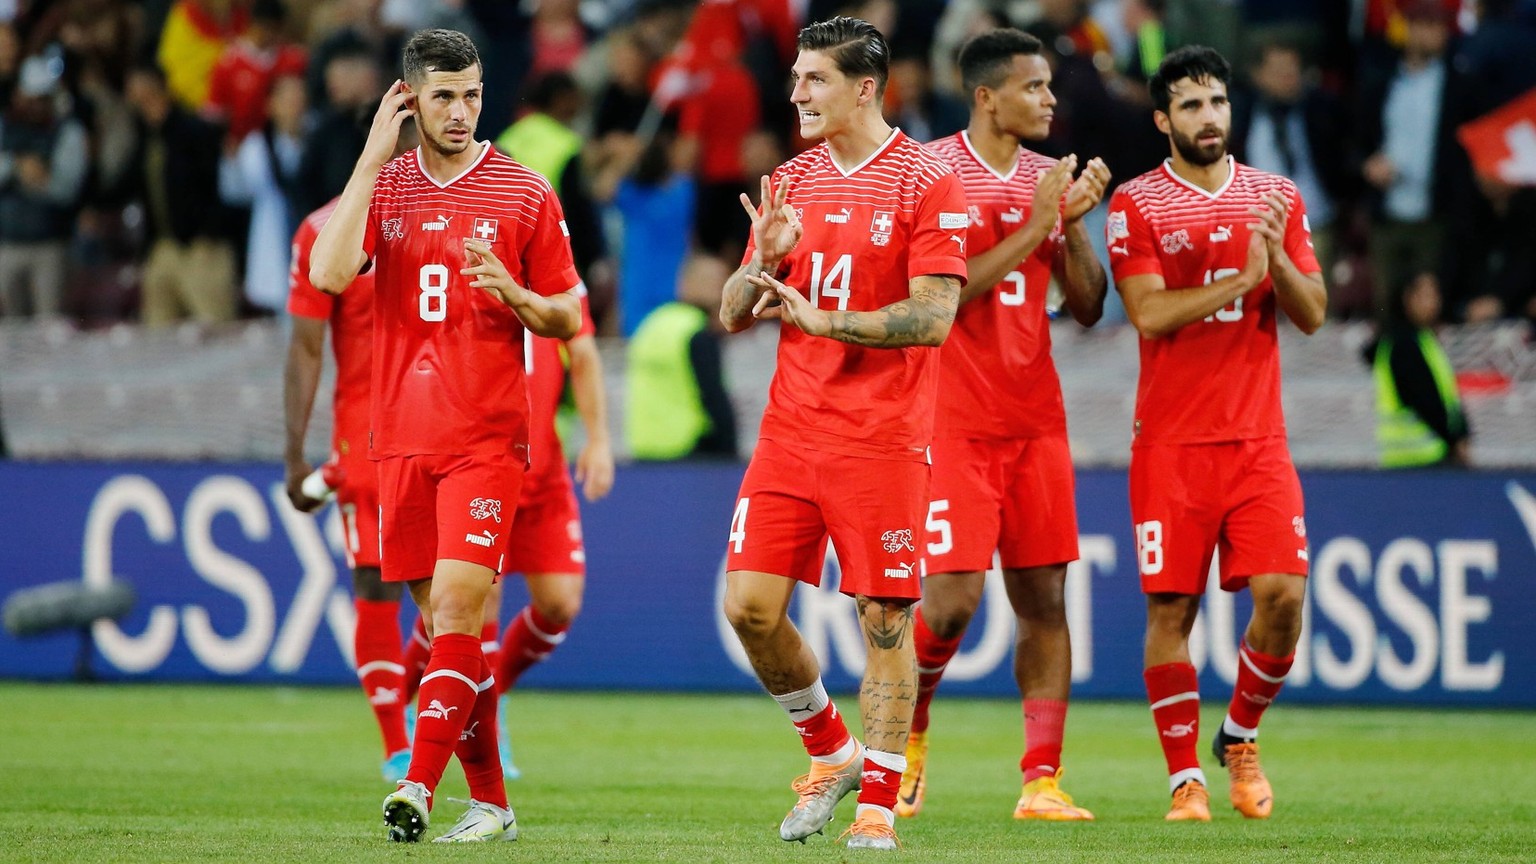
[1107,157,1319,445]
[363,143,582,460]
[743,130,968,461]
[288,197,372,461]
[927,132,1066,440]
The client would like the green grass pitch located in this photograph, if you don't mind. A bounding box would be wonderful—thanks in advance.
[6,683,1533,862]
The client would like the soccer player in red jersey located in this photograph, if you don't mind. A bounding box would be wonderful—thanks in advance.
[308,29,582,843]
[1106,45,1326,822]
[284,193,408,786]
[718,16,968,851]
[905,28,1110,822]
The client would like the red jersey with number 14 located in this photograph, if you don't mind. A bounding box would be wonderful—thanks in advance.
[364,143,582,460]
[1107,157,1319,445]
[743,130,968,460]
[288,197,372,461]
[927,132,1066,440]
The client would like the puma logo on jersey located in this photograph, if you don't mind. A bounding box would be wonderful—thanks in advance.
[1210,225,1232,242]
[465,530,498,548]
[825,207,852,224]
[883,562,916,579]
[422,214,452,231]
[1001,207,1025,224]
[949,234,966,253]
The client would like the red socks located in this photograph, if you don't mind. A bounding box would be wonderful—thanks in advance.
[1020,698,1067,784]
[405,633,497,803]
[496,605,569,691]
[354,599,408,755]
[453,662,509,808]
[911,606,963,734]
[1145,663,1202,782]
[1226,641,1293,737]
[401,615,431,704]
[479,620,500,691]
[856,749,906,817]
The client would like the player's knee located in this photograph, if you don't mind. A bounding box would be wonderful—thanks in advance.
[723,595,782,640]
[1254,580,1305,630]
[924,605,973,641]
[352,567,400,602]
[534,594,581,628]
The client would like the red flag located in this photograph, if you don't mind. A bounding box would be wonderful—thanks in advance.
[1456,86,1536,185]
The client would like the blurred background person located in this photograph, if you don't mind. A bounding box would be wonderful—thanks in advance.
[204,0,307,149]
[295,43,378,217]
[625,253,737,461]
[1369,270,1471,468]
[219,71,308,317]
[0,52,88,320]
[123,61,235,327]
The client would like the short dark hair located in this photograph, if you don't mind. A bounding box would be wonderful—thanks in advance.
[402,29,481,84]
[796,16,890,95]
[1148,45,1231,114]
[957,28,1043,96]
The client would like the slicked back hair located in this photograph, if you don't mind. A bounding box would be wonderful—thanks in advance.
[402,29,481,84]
[796,16,890,96]
[957,28,1044,97]
[1148,45,1231,114]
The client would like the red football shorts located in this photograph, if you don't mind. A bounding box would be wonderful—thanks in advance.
[502,465,586,577]
[925,436,1080,574]
[376,453,526,583]
[332,447,382,569]
[726,438,927,600]
[1129,436,1309,595]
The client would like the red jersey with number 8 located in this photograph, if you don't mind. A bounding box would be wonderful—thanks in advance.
[1107,157,1319,445]
[363,144,581,460]
[927,132,1066,440]
[743,130,968,460]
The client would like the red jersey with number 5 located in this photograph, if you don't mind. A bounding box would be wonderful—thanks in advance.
[742,130,968,460]
[288,197,372,461]
[1107,157,1319,445]
[363,144,582,459]
[927,132,1065,440]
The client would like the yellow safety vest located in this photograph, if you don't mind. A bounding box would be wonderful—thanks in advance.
[1374,329,1463,468]
[626,303,711,460]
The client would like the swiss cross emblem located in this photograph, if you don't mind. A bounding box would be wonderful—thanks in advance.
[871,211,894,234]
[472,218,498,243]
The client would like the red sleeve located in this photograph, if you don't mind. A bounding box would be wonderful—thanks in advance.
[907,171,968,284]
[1107,188,1161,282]
[286,218,334,320]
[1283,183,1321,275]
[523,187,582,297]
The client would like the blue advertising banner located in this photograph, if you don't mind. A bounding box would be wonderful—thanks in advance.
[1,462,1532,705]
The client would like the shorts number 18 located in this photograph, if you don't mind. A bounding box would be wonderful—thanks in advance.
[1135,520,1164,575]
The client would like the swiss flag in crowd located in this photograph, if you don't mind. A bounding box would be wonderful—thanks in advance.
[1457,86,1536,185]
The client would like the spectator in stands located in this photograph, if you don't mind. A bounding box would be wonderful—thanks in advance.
[205,0,307,148]
[219,72,307,316]
[884,49,967,143]
[0,54,88,320]
[626,253,738,461]
[157,0,249,110]
[591,27,654,141]
[303,0,395,116]
[592,127,696,337]
[124,62,236,326]
[495,72,609,317]
[1368,270,1471,467]
[295,44,378,216]
[1356,0,1475,322]
[528,0,588,78]
[1233,41,1352,301]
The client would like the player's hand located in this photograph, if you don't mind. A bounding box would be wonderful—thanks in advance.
[1062,157,1111,223]
[1248,190,1289,256]
[745,270,831,336]
[575,437,615,501]
[284,459,325,513]
[361,80,415,171]
[1239,232,1270,288]
[739,175,802,270]
[463,239,529,308]
[1028,155,1077,233]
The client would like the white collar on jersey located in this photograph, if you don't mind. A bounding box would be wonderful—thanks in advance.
[959,130,1021,183]
[414,141,492,189]
[828,126,901,177]
[1160,154,1236,199]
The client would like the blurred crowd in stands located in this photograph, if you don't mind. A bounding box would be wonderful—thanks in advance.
[0,0,1533,338]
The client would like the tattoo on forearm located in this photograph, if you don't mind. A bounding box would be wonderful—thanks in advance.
[720,269,761,326]
[828,276,960,347]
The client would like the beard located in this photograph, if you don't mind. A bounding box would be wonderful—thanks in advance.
[423,123,473,156]
[1171,125,1228,166]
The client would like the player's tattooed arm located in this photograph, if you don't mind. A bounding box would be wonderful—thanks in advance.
[720,260,774,333]
[1055,217,1108,327]
[722,175,802,333]
[747,271,961,348]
